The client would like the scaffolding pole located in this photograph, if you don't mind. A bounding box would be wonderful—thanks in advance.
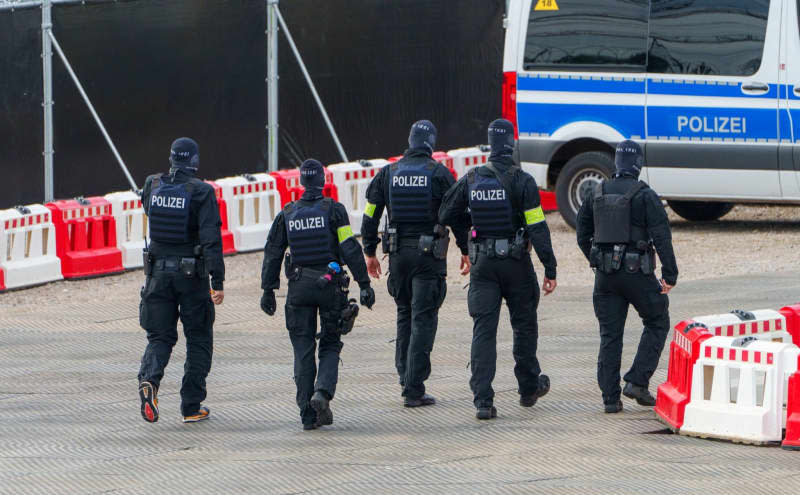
[42,0,54,202]
[266,0,279,172]
[48,30,138,192]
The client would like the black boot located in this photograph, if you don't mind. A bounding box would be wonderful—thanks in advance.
[476,406,497,420]
[520,374,551,407]
[310,391,333,426]
[623,382,656,406]
[604,400,623,414]
[404,393,436,408]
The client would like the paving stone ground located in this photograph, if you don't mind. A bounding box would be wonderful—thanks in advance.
[2,257,800,494]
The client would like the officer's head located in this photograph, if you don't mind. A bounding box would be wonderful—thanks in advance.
[614,140,644,178]
[488,119,515,157]
[169,137,200,173]
[408,120,437,153]
[300,158,326,192]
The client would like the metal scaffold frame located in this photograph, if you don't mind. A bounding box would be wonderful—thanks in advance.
[0,0,348,202]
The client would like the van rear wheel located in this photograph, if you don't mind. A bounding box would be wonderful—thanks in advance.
[666,201,734,222]
[556,151,615,229]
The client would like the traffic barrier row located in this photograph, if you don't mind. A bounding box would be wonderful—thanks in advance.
[215,174,281,253]
[327,159,389,234]
[656,305,800,449]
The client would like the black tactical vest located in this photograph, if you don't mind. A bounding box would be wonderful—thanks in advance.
[148,175,193,244]
[388,160,435,224]
[592,180,648,245]
[468,168,515,239]
[285,199,337,266]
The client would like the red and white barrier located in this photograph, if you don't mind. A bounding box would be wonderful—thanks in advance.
[679,336,800,444]
[447,147,490,178]
[784,354,800,450]
[214,174,281,253]
[327,159,389,233]
[688,309,792,344]
[780,304,800,347]
[271,168,338,207]
[0,205,63,289]
[205,181,236,255]
[105,191,147,269]
[46,197,124,279]
[0,267,5,292]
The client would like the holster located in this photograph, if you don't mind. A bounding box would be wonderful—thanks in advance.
[468,241,478,264]
[432,224,450,260]
[143,250,153,276]
[509,229,528,260]
[382,227,398,254]
[284,253,302,281]
[589,245,601,269]
[338,299,360,335]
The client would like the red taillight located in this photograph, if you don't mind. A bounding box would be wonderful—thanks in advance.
[502,71,518,138]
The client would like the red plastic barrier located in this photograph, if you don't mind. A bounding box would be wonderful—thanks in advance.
[0,267,5,292]
[46,197,124,279]
[783,354,800,450]
[655,320,712,430]
[205,181,236,255]
[540,191,558,212]
[271,168,338,207]
[432,151,458,180]
[780,304,800,346]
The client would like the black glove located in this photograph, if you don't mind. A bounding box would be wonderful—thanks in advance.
[359,285,375,309]
[260,290,276,316]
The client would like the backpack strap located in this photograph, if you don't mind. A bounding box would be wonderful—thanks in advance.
[623,181,647,201]
[485,162,523,213]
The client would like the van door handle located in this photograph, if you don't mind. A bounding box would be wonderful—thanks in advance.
[794,87,800,96]
[741,82,769,94]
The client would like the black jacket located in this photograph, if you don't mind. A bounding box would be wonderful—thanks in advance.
[576,174,678,286]
[360,148,470,257]
[142,169,225,290]
[438,157,558,280]
[261,191,370,291]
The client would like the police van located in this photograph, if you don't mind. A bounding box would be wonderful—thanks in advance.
[504,0,800,227]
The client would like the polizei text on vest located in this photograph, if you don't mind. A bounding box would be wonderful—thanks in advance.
[392,175,429,187]
[471,189,507,201]
[288,216,326,232]
[151,195,187,209]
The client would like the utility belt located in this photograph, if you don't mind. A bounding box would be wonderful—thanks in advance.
[381,224,449,260]
[590,241,655,275]
[468,229,529,263]
[143,249,206,279]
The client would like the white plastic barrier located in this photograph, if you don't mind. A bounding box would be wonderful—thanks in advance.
[214,173,281,252]
[0,205,63,289]
[327,159,389,234]
[105,191,147,269]
[681,336,800,444]
[447,147,489,178]
[691,309,792,344]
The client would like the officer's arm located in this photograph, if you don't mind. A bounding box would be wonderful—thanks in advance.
[141,176,154,216]
[644,190,678,285]
[360,167,387,257]
[576,190,595,261]
[197,186,225,291]
[521,175,557,280]
[438,176,470,235]
[332,203,370,288]
[434,166,469,255]
[261,211,288,290]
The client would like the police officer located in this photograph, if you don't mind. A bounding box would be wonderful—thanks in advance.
[361,120,469,407]
[439,119,557,420]
[138,137,225,424]
[576,140,678,413]
[261,159,374,431]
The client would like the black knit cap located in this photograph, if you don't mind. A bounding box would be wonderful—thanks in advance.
[300,159,325,189]
[488,119,515,156]
[169,137,199,170]
[408,120,437,152]
[614,140,644,178]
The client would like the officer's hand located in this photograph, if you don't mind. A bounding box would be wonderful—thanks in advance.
[260,290,276,315]
[542,278,557,296]
[366,256,382,279]
[660,279,674,295]
[460,255,471,275]
[360,285,376,309]
[211,290,225,305]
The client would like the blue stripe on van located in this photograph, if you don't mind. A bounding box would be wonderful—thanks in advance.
[518,102,644,138]
[779,110,794,142]
[517,76,644,94]
[647,106,777,140]
[648,80,777,99]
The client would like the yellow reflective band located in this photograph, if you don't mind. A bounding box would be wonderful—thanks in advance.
[337,225,354,243]
[364,202,376,218]
[525,206,545,225]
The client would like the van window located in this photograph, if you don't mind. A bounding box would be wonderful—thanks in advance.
[523,0,649,72]
[648,0,770,76]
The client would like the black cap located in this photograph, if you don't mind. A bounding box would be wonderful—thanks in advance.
[614,140,644,177]
[488,119,515,156]
[170,137,199,170]
[408,120,437,152]
[300,159,325,189]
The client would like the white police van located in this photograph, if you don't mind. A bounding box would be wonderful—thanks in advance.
[504,0,800,227]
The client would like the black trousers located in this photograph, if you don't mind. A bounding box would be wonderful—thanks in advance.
[593,270,670,405]
[138,268,215,416]
[387,245,447,399]
[285,275,343,426]
[467,253,542,408]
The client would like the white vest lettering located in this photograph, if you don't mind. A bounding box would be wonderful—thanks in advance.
[470,189,506,201]
[151,195,186,209]
[392,175,429,187]
[288,216,325,232]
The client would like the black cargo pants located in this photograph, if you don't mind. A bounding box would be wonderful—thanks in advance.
[593,270,670,405]
[387,244,447,399]
[138,259,215,416]
[468,253,542,409]
[285,273,344,426]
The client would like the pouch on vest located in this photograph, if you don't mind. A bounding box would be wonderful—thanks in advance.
[388,160,434,224]
[592,181,646,244]
[149,178,192,244]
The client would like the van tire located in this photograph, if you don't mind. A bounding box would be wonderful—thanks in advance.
[556,151,615,228]
[667,201,734,222]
